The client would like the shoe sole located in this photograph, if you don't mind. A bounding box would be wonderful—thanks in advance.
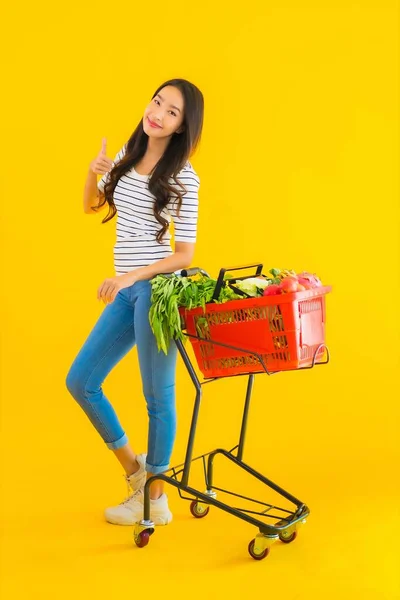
[105,512,173,526]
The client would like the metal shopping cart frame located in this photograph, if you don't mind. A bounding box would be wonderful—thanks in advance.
[133,265,331,560]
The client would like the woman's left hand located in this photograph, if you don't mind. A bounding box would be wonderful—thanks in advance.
[97,273,136,304]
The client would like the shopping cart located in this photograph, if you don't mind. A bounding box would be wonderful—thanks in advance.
[134,264,332,560]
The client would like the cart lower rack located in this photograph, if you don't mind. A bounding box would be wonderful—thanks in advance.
[134,264,332,560]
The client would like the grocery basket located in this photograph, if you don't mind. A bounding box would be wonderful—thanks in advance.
[134,264,332,560]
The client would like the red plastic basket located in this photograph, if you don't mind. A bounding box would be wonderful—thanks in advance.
[179,286,332,378]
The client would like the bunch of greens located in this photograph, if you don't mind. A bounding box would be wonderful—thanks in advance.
[149,274,240,354]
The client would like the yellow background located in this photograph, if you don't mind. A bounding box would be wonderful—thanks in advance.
[1,1,399,598]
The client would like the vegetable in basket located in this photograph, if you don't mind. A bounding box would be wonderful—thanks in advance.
[149,268,325,353]
[232,277,269,297]
[149,274,241,354]
[263,270,324,295]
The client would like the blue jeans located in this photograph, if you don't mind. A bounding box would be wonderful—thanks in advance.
[66,280,178,475]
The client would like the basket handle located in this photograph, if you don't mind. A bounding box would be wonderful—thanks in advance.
[211,263,264,302]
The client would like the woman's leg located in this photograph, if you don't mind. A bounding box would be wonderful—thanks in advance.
[133,281,178,500]
[113,445,140,476]
[66,286,140,475]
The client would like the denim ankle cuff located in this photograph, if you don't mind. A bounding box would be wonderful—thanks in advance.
[145,462,169,475]
[106,433,128,450]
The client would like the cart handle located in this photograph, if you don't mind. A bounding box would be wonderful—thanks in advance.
[159,267,211,279]
[211,263,264,302]
[180,267,211,278]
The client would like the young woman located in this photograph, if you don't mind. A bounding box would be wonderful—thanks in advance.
[66,79,204,526]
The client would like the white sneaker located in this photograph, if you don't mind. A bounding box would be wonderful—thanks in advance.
[124,453,147,492]
[105,489,173,526]
[104,453,147,525]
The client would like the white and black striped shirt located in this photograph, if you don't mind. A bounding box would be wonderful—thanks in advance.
[97,144,200,276]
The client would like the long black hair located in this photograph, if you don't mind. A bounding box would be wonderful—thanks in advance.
[94,78,204,242]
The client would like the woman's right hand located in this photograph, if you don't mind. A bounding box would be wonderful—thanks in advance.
[89,138,114,175]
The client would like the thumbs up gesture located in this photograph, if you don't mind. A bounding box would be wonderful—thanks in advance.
[90,137,115,175]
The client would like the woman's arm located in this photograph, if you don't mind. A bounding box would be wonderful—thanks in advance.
[97,242,195,303]
[84,139,119,213]
[83,168,106,214]
[124,241,195,284]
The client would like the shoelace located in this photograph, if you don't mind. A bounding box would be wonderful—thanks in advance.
[120,489,143,506]
[120,475,143,505]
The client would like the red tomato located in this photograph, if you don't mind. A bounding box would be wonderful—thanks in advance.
[263,284,283,296]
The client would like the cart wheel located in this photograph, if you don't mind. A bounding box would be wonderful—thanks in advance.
[135,530,151,548]
[279,530,298,544]
[248,539,270,560]
[190,500,210,519]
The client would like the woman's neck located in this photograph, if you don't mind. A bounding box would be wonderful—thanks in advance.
[146,136,171,159]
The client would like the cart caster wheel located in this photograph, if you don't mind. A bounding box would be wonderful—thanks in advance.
[134,522,154,549]
[135,530,151,548]
[248,539,270,561]
[190,500,210,519]
[279,530,298,544]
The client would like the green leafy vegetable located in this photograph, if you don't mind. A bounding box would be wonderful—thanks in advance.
[149,274,241,353]
[233,277,269,297]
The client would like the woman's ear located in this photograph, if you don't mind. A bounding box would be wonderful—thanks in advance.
[176,125,185,134]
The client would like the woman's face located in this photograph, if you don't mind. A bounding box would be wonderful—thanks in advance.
[143,85,185,139]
